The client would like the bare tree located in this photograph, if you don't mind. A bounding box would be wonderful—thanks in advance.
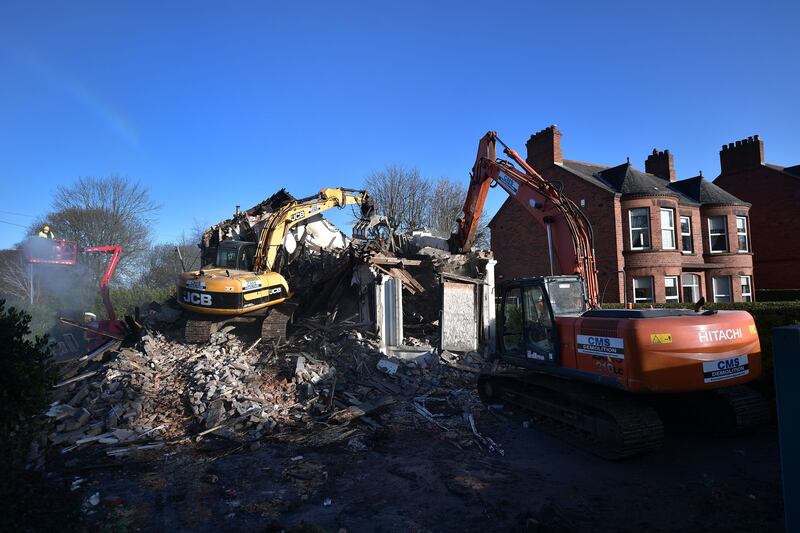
[365,164,430,232]
[137,231,203,289]
[0,249,32,303]
[363,168,491,249]
[426,177,466,238]
[30,176,160,282]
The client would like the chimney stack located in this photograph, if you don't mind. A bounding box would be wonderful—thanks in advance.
[719,135,764,174]
[526,125,563,171]
[645,149,676,182]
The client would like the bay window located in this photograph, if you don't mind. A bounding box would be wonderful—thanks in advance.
[660,208,676,250]
[708,216,728,253]
[712,276,732,303]
[680,216,692,253]
[664,276,679,303]
[633,276,654,303]
[682,273,701,303]
[740,275,753,302]
[736,217,749,252]
[629,208,650,250]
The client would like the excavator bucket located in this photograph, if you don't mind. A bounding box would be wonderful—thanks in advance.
[351,196,390,240]
[352,214,391,240]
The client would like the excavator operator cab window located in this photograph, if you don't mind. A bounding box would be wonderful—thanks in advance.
[502,288,523,352]
[523,285,555,359]
[238,244,256,271]
[215,242,257,271]
[216,246,239,269]
[546,278,587,316]
[501,284,556,362]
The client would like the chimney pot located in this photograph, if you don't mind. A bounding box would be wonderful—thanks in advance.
[719,134,764,174]
[526,124,563,169]
[645,146,676,182]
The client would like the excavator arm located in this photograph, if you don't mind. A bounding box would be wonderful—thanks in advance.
[452,131,600,308]
[83,245,123,321]
[253,188,376,272]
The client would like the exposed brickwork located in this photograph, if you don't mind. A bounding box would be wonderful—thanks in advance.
[719,135,764,174]
[645,149,676,182]
[490,127,756,303]
[490,165,624,303]
[714,136,800,289]
[525,125,563,170]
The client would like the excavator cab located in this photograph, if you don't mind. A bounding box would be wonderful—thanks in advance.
[214,240,257,271]
[498,275,587,366]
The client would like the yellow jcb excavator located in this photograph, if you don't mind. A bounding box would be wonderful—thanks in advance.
[177,187,379,343]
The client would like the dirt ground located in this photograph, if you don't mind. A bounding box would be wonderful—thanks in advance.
[52,400,784,533]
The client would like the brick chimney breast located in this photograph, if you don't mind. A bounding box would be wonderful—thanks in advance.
[645,148,676,182]
[719,134,764,174]
[526,124,563,170]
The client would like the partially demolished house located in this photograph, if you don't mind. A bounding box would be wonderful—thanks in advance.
[353,236,496,356]
[38,187,497,472]
[197,189,496,357]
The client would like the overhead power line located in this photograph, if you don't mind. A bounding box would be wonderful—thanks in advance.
[0,209,37,218]
[0,219,30,229]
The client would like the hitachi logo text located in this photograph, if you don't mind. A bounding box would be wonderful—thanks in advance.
[698,328,743,343]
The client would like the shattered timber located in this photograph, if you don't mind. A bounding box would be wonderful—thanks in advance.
[33,189,783,532]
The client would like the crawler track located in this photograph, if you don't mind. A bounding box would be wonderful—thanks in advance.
[260,301,298,344]
[701,385,771,435]
[478,372,664,460]
[185,318,214,344]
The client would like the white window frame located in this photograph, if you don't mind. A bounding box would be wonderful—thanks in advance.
[633,276,654,303]
[660,208,676,250]
[736,217,749,253]
[740,275,753,302]
[664,276,680,303]
[629,208,650,250]
[680,216,693,254]
[712,276,732,303]
[708,216,728,253]
[682,273,701,303]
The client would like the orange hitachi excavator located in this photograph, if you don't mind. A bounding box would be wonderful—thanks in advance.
[452,131,768,459]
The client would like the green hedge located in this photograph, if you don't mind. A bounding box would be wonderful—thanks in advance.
[755,288,800,302]
[108,285,174,319]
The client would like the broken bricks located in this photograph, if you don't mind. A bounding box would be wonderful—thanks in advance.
[42,228,498,463]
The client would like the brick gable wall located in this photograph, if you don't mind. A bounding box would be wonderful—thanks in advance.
[715,167,800,289]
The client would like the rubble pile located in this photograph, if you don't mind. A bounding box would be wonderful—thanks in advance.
[43,309,494,461]
[41,193,500,463]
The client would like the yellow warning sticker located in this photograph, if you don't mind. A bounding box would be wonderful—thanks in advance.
[749,324,757,335]
[650,333,673,344]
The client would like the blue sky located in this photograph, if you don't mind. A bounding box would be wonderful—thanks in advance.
[1,0,798,248]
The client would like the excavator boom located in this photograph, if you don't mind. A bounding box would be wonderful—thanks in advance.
[84,245,122,321]
[452,131,599,308]
[253,188,376,272]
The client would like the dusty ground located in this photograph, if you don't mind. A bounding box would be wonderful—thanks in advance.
[50,402,784,533]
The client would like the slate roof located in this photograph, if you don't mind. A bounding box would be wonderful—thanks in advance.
[670,175,750,206]
[562,160,702,206]
[764,163,800,179]
[493,154,752,228]
[559,160,616,193]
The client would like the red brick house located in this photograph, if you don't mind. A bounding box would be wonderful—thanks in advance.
[713,135,800,290]
[489,126,755,304]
